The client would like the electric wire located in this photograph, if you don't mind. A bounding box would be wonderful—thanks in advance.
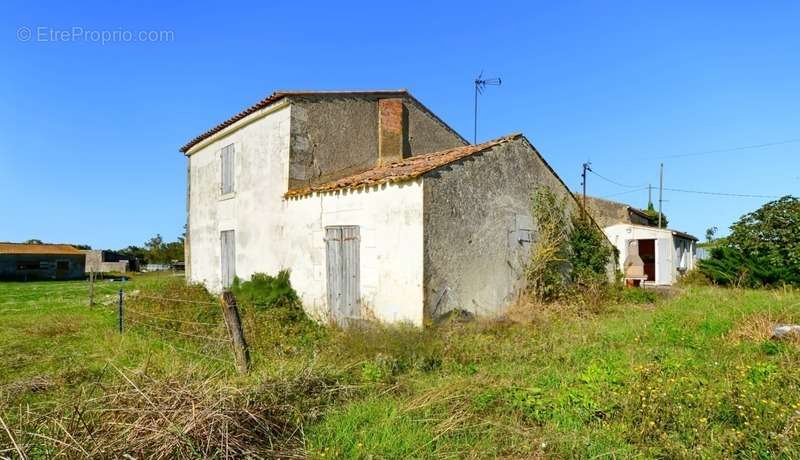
[657,138,800,159]
[588,169,647,189]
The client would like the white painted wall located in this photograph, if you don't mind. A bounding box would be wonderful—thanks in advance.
[284,181,425,326]
[604,223,678,285]
[188,104,425,324]
[187,104,291,292]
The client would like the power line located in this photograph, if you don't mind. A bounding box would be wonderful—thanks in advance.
[663,187,782,199]
[589,169,647,189]
[601,186,649,199]
[657,138,800,159]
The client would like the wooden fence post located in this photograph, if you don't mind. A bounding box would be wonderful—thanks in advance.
[88,271,95,308]
[221,291,250,374]
[118,288,124,333]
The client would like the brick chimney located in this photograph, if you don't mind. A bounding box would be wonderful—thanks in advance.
[378,98,407,165]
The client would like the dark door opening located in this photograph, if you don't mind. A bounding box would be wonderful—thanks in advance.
[638,239,656,282]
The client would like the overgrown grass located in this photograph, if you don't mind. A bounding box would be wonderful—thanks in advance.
[1,277,799,458]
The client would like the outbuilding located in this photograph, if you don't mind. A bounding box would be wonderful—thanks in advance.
[0,243,86,281]
[581,196,698,285]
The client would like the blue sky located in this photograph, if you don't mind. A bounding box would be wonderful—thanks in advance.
[2,1,798,249]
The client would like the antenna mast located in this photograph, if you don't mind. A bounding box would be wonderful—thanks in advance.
[473,72,502,144]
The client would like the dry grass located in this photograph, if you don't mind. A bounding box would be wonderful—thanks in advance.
[29,320,80,338]
[4,364,339,459]
[728,308,800,344]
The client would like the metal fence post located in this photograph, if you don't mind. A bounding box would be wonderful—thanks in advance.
[221,291,250,374]
[118,288,124,333]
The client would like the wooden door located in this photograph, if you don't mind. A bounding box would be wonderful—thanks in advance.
[325,226,360,323]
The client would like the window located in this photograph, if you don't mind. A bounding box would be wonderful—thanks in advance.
[56,260,69,271]
[221,144,235,195]
[17,261,40,270]
[514,214,533,246]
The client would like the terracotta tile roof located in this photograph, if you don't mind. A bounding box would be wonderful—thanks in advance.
[180,89,420,154]
[0,243,84,255]
[285,134,522,198]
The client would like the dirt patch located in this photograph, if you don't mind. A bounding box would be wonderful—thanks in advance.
[1,375,55,397]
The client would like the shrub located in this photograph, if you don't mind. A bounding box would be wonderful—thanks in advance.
[698,247,800,288]
[619,287,659,304]
[677,269,711,287]
[231,270,299,310]
[569,215,612,278]
[526,187,571,301]
[526,187,616,306]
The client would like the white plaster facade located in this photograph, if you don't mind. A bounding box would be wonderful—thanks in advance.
[186,104,425,325]
[187,102,292,292]
[604,223,697,285]
[284,182,424,325]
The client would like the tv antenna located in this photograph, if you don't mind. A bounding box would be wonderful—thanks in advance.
[473,71,502,143]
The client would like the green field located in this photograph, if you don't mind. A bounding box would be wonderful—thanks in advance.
[1,276,799,458]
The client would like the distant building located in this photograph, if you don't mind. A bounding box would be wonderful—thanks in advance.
[83,250,132,273]
[582,196,698,285]
[0,243,86,281]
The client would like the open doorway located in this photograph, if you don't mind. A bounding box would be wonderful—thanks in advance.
[638,239,656,282]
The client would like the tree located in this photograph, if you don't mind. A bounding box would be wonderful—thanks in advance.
[726,196,800,273]
[643,202,668,228]
[699,196,800,286]
[705,226,718,243]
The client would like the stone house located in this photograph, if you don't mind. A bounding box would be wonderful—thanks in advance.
[181,90,611,325]
[0,243,86,281]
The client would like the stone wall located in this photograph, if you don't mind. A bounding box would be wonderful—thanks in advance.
[287,94,466,189]
[422,137,614,319]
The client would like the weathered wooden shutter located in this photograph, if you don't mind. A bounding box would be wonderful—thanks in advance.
[325,226,360,323]
[220,230,236,288]
[340,226,360,319]
[221,144,235,194]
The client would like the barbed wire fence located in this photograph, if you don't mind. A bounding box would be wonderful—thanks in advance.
[114,287,251,373]
[0,277,253,373]
[0,279,119,313]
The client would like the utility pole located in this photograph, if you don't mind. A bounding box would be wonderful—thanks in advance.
[581,162,592,216]
[658,163,664,228]
[473,72,502,144]
[648,184,652,207]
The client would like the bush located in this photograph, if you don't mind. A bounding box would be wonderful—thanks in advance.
[526,187,571,301]
[700,196,800,287]
[526,187,616,306]
[677,269,711,287]
[619,287,659,304]
[232,270,299,310]
[698,247,800,288]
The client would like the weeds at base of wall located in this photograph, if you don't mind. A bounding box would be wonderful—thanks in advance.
[524,186,619,310]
